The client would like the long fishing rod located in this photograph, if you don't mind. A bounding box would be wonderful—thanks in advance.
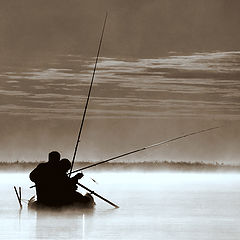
[71,126,220,174]
[69,13,108,176]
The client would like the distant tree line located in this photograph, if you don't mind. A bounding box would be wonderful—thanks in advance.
[0,160,240,172]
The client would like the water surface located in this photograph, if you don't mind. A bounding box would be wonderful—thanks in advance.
[1,171,240,240]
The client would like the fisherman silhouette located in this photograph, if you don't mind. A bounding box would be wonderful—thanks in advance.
[30,151,61,206]
[55,158,83,205]
[56,158,94,207]
[30,152,94,207]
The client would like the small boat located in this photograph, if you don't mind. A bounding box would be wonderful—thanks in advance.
[28,193,95,211]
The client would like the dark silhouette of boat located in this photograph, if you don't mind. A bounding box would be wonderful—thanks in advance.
[28,193,95,211]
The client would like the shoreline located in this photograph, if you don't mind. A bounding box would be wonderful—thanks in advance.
[1,161,240,172]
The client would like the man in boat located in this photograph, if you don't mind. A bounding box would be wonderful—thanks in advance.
[56,158,94,207]
[29,151,61,206]
[30,152,94,207]
[54,158,83,205]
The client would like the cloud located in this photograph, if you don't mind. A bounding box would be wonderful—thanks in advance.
[0,51,239,120]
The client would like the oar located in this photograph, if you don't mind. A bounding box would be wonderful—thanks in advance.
[78,183,119,208]
[71,126,220,174]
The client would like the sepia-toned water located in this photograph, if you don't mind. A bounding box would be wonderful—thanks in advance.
[1,170,240,240]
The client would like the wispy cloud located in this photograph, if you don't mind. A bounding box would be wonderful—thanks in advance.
[0,51,239,120]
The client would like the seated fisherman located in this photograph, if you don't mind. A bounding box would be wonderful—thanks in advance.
[57,158,94,206]
[29,151,61,206]
[55,158,83,205]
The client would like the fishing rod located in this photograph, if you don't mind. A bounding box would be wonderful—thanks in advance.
[69,13,108,176]
[71,126,220,174]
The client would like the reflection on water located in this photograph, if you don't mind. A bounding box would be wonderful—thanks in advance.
[1,171,240,239]
[35,210,93,239]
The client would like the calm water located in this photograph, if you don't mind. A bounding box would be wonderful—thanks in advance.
[1,170,240,240]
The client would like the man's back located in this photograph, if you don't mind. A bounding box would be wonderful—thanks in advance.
[30,158,61,206]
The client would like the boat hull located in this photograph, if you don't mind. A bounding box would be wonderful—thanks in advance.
[28,193,95,211]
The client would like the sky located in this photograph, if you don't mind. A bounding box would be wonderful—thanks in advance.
[0,0,240,164]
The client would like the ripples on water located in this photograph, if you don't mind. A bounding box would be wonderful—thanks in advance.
[1,171,240,240]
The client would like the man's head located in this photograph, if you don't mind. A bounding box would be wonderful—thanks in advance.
[59,158,71,172]
[48,151,61,165]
